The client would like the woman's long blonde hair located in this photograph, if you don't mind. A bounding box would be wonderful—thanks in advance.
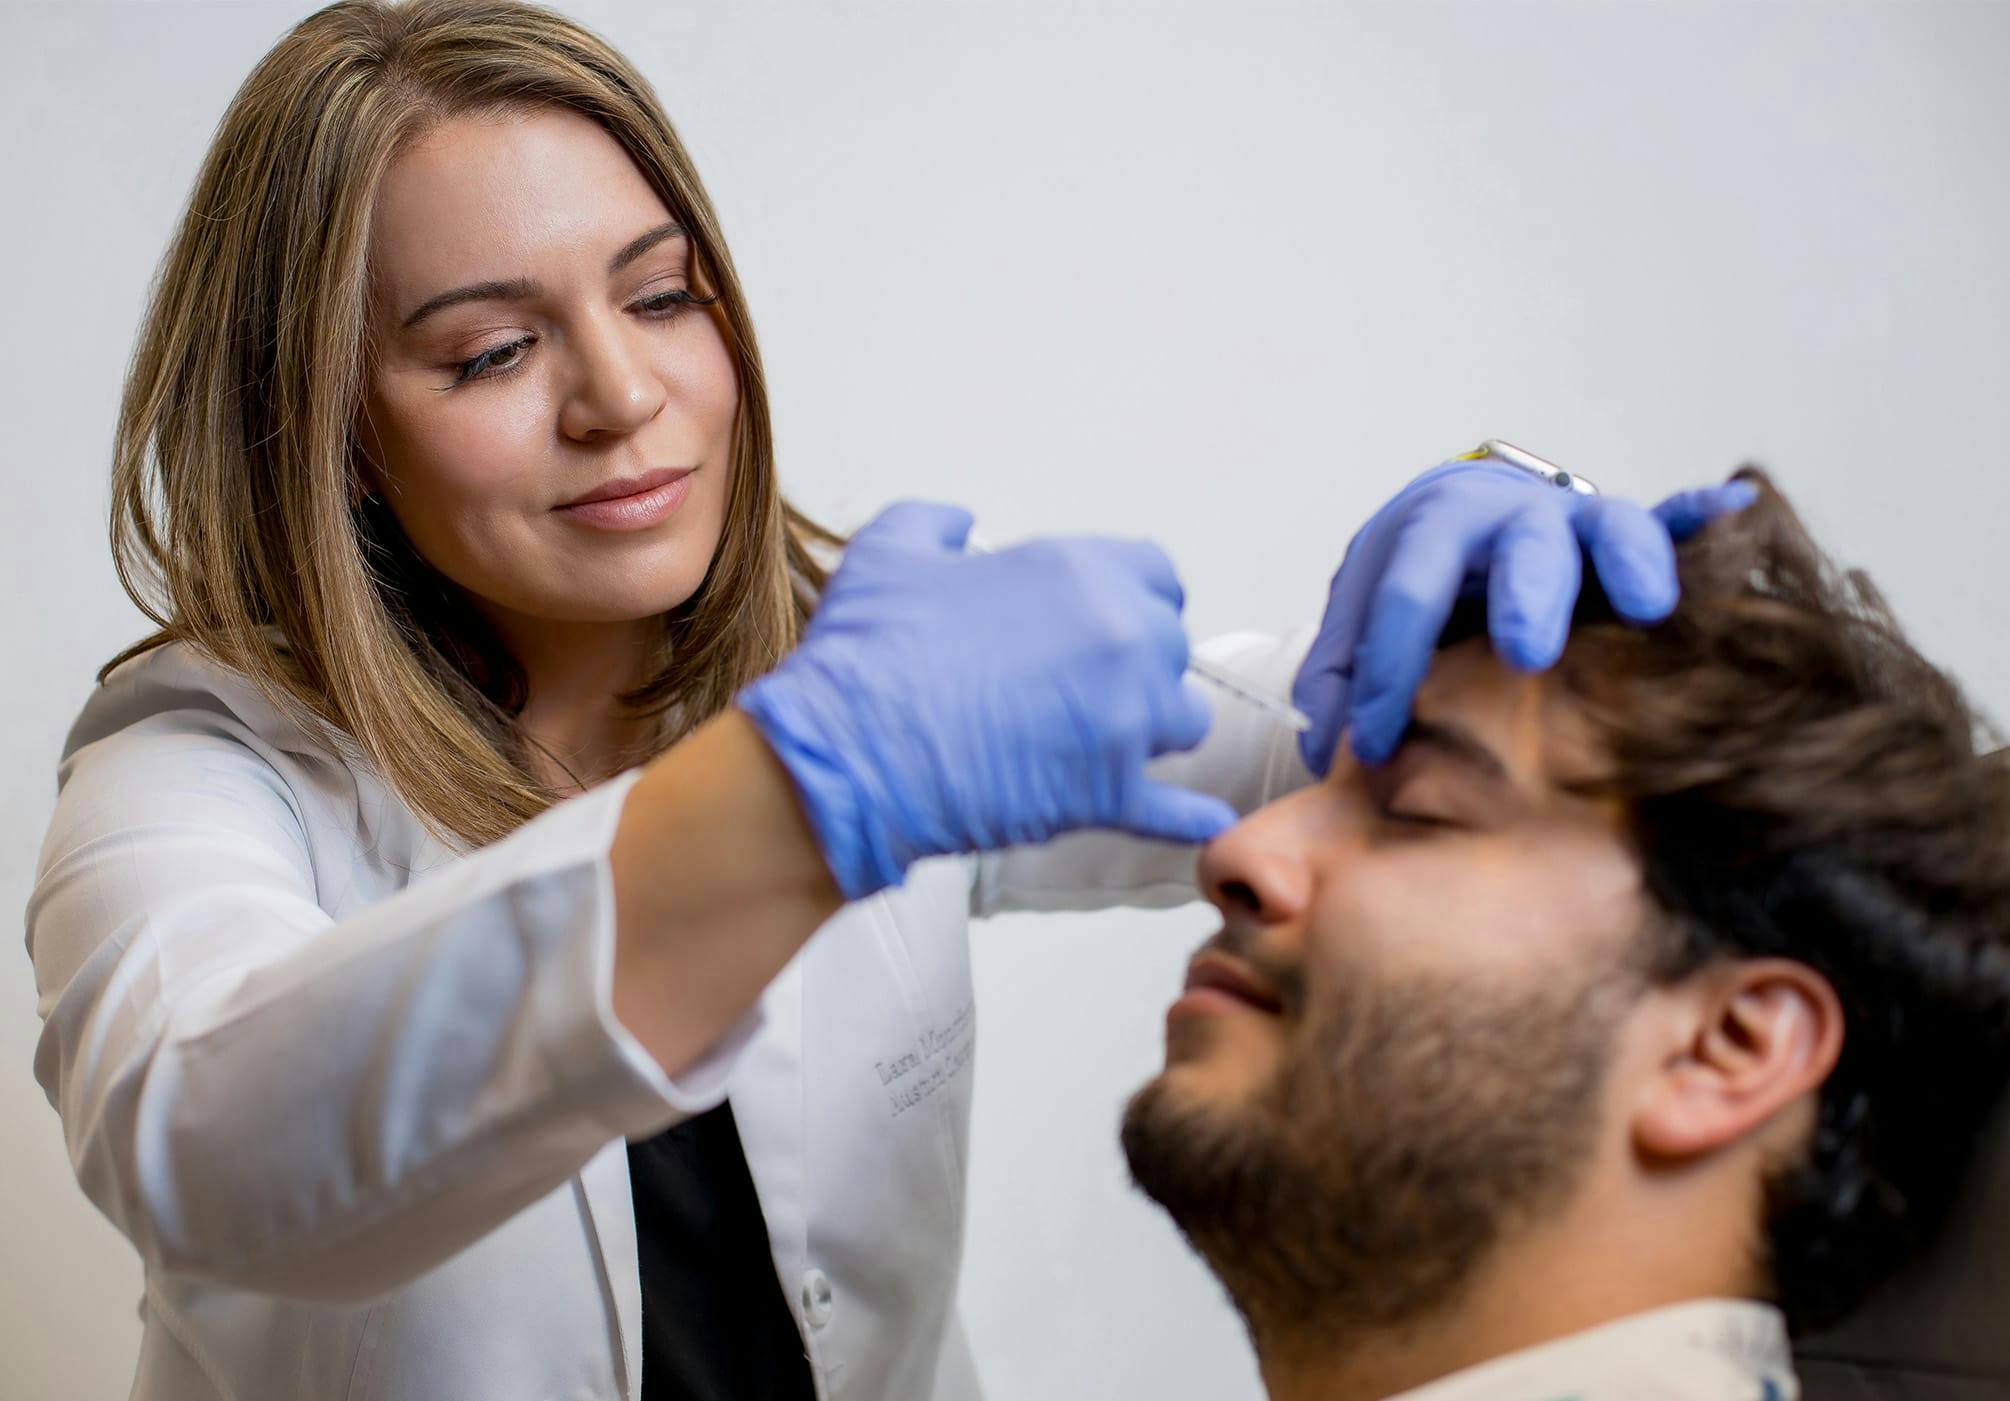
[107,0,834,849]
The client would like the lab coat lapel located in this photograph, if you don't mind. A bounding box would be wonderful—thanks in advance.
[577,1140,644,1398]
[734,952,810,1328]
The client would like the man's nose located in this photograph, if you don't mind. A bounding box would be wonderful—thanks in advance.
[558,312,667,441]
[1196,790,1320,929]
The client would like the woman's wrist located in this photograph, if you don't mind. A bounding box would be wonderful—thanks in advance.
[737,655,910,901]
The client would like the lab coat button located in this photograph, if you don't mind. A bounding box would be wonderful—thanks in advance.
[801,1268,834,1329]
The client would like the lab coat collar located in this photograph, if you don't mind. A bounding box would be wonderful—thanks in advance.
[1385,1298,1795,1401]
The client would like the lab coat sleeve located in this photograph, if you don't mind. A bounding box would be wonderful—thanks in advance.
[26,703,759,1305]
[970,626,1317,916]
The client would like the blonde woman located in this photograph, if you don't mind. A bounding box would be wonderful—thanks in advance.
[25,2,1745,1397]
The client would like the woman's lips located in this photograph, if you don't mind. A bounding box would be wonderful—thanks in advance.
[554,467,695,530]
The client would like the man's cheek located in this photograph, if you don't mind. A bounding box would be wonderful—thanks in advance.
[1304,872,1466,977]
[1308,861,1564,980]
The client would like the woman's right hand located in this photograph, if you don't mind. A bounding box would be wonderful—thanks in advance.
[737,501,1238,899]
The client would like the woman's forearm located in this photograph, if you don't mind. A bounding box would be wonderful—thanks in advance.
[608,707,844,1078]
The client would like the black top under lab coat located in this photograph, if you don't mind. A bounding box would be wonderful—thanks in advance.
[628,1101,818,1401]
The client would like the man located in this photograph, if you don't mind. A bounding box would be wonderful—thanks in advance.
[1121,471,2010,1400]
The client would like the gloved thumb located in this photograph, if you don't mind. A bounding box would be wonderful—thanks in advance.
[1291,664,1348,778]
[1120,780,1239,846]
[856,500,976,554]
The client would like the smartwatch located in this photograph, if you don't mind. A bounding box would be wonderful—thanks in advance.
[1456,440,1599,496]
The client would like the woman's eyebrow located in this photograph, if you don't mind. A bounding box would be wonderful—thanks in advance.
[398,221,689,331]
[401,276,538,331]
[607,220,686,276]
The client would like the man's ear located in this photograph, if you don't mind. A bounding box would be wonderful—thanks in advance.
[1633,960,1843,1162]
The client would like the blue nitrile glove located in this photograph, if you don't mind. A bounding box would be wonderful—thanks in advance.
[738,501,1238,900]
[1291,463,1759,774]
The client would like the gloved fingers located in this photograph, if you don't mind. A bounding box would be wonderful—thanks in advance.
[1572,497,1678,624]
[1651,479,1760,541]
[855,499,976,554]
[1488,503,1581,672]
[1345,515,1479,766]
[1291,665,1348,778]
[1104,581,1195,691]
[1097,537,1187,609]
[1294,461,1572,777]
[1149,678,1217,756]
[1119,779,1239,846]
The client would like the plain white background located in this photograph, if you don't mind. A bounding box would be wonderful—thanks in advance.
[5,2,2008,1396]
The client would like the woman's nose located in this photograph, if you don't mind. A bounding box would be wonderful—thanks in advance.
[1196,792,1318,928]
[558,315,667,441]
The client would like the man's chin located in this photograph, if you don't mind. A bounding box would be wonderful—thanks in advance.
[1119,1066,1271,1225]
[1164,995,1287,1076]
[1127,1064,1219,1130]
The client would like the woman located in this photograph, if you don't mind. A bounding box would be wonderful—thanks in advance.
[26,2,1739,1397]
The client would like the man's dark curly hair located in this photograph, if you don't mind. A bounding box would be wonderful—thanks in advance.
[1556,467,2010,1333]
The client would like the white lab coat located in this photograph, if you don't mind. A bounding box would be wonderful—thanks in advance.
[27,628,1312,1401]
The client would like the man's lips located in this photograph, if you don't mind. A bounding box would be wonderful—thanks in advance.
[1181,951,1285,1015]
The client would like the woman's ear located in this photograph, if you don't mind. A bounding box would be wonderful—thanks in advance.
[1634,959,1843,1162]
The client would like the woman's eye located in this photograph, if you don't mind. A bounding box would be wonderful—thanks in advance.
[442,287,715,387]
[634,287,717,317]
[452,336,532,385]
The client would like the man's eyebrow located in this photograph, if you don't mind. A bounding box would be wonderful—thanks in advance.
[1397,716,1511,785]
[398,222,688,331]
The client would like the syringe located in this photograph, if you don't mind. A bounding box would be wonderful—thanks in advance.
[964,531,1312,734]
[1184,654,1313,734]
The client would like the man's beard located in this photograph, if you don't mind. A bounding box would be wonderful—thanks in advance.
[1119,941,1640,1360]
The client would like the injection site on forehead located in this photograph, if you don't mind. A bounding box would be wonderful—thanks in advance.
[1400,643,1559,787]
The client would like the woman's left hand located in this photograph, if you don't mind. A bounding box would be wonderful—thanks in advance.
[1291,460,1758,775]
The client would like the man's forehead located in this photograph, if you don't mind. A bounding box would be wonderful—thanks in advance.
[1411,637,1613,795]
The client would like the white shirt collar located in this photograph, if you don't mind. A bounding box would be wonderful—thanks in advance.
[1386,1299,1796,1401]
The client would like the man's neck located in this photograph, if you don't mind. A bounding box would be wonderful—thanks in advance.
[1252,1173,1760,1401]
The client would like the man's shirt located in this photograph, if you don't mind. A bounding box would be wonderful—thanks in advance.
[1391,1299,1796,1401]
